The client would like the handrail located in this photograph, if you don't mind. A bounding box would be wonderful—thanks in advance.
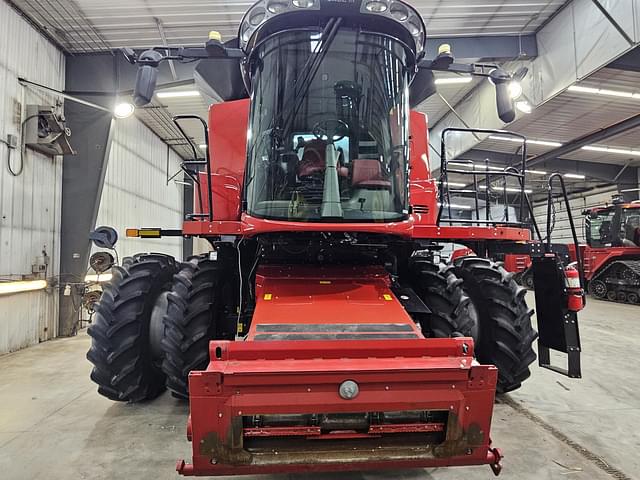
[546,173,585,292]
[172,115,214,222]
[438,127,528,229]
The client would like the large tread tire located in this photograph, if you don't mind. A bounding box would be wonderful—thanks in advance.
[161,255,223,399]
[87,253,178,402]
[408,259,479,340]
[454,257,537,394]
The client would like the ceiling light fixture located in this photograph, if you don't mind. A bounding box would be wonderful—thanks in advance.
[438,202,473,211]
[568,85,640,99]
[488,135,563,148]
[156,90,201,99]
[85,273,113,283]
[479,185,533,194]
[448,161,504,172]
[113,102,135,119]
[563,173,586,180]
[582,145,640,157]
[0,279,48,295]
[508,81,523,100]
[525,169,547,175]
[434,77,473,85]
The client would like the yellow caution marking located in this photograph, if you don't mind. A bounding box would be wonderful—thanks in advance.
[139,229,161,238]
[383,294,393,301]
[263,293,272,301]
[319,280,332,284]
[237,323,243,334]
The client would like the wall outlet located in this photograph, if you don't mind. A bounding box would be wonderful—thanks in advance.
[6,134,18,149]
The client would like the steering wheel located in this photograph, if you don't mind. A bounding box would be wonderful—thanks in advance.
[312,119,349,142]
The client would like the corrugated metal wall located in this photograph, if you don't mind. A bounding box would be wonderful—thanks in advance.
[532,188,619,244]
[0,1,65,354]
[93,116,184,261]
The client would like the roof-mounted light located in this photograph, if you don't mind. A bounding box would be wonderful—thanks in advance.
[239,0,426,55]
[389,2,409,21]
[240,0,320,49]
[361,0,425,53]
[293,0,315,7]
[365,1,388,13]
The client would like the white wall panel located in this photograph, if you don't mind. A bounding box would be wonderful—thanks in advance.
[93,116,184,262]
[532,188,619,244]
[0,1,64,354]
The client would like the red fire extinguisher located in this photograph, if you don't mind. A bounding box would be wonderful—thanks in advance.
[565,263,584,312]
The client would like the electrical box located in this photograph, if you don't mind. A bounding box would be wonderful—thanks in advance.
[24,105,75,156]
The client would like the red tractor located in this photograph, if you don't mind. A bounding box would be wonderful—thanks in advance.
[503,197,640,303]
[86,0,583,476]
[579,199,640,303]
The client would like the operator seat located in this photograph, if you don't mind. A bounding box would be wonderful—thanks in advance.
[297,139,348,179]
[351,158,391,189]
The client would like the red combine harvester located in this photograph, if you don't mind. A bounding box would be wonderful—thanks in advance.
[87,0,583,476]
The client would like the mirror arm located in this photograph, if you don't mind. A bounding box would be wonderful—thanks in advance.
[417,60,499,78]
[126,43,245,66]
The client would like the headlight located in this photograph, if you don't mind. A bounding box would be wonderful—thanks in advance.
[292,0,314,7]
[266,0,288,13]
[360,0,426,55]
[365,1,388,13]
[389,2,409,21]
[239,0,425,55]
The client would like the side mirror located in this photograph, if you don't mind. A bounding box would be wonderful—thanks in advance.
[490,69,516,123]
[133,50,164,107]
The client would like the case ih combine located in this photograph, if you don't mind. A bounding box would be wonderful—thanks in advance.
[87,0,583,476]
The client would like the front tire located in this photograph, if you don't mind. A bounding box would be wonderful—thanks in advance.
[161,255,224,399]
[454,257,537,394]
[407,259,479,340]
[87,253,178,402]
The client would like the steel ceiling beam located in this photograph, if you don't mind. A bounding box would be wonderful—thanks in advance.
[527,113,640,167]
[590,0,634,46]
[427,35,537,60]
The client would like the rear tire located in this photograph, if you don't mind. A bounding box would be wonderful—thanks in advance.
[454,257,537,394]
[407,259,479,340]
[161,255,224,399]
[87,253,178,402]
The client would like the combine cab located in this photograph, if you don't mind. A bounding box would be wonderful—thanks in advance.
[86,0,583,476]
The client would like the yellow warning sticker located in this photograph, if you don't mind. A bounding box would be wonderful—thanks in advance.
[264,293,272,301]
[383,294,393,301]
[237,323,243,334]
[319,280,331,284]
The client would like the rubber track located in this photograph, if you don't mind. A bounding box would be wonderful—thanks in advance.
[590,259,640,304]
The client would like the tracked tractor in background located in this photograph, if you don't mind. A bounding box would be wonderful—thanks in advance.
[86,0,583,476]
[580,199,640,303]
[502,197,640,303]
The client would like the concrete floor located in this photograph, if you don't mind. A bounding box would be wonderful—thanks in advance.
[0,293,638,480]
